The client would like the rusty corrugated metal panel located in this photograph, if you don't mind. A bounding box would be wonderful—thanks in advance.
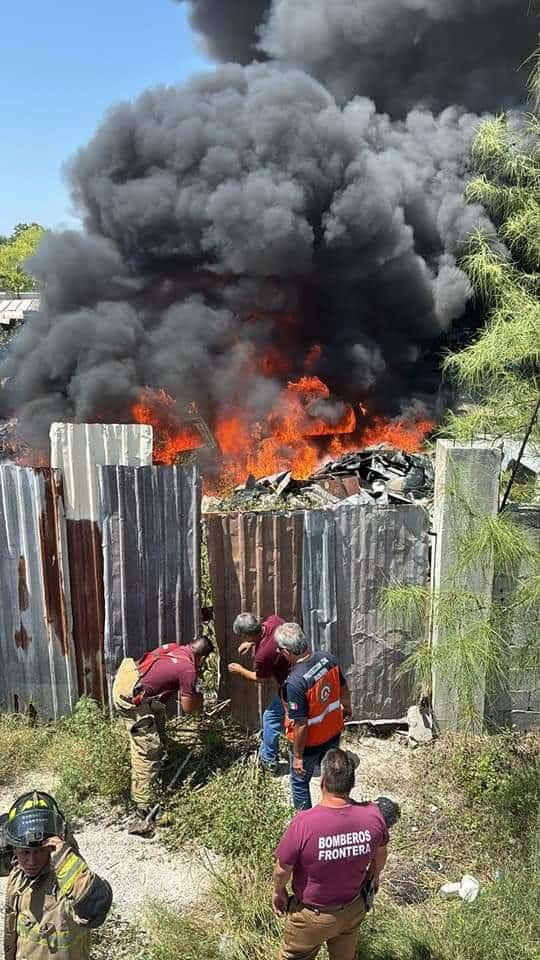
[205,510,304,730]
[100,465,201,706]
[334,502,430,720]
[49,423,153,702]
[0,466,77,718]
[207,503,430,729]
[488,505,540,731]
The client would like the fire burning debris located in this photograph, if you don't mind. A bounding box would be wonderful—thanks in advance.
[127,385,432,496]
[203,444,435,514]
[0,2,533,480]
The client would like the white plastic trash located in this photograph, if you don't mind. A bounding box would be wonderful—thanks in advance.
[459,875,480,902]
[439,882,461,899]
[439,875,480,902]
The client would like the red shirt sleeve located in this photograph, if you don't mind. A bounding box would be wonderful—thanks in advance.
[275,819,300,868]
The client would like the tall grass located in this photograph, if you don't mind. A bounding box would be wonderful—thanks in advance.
[0,713,53,786]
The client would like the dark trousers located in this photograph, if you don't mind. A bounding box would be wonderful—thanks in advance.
[289,735,341,810]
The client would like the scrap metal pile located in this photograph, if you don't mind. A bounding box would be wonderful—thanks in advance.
[203,444,435,513]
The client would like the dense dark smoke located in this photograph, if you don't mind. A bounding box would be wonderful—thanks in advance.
[180,0,269,63]
[183,0,535,115]
[1,1,534,450]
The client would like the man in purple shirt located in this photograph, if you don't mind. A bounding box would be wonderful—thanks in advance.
[273,748,389,960]
[227,611,287,772]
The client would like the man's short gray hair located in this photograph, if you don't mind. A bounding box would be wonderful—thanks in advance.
[275,622,308,656]
[233,612,261,637]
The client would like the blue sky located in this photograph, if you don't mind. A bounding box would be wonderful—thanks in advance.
[0,1,211,236]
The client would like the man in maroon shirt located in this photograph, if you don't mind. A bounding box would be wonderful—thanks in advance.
[112,636,213,814]
[273,748,389,960]
[227,612,287,772]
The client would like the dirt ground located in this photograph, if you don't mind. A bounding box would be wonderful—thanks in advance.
[0,732,418,953]
[0,773,213,943]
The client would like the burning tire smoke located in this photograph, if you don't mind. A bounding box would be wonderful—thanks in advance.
[1,1,534,486]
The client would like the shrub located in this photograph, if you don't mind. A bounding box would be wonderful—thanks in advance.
[443,733,540,854]
[164,759,291,864]
[0,713,52,785]
[47,697,130,817]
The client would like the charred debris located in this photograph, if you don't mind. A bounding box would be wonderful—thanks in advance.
[202,444,435,514]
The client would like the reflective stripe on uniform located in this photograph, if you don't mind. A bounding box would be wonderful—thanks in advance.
[16,915,84,948]
[55,853,86,896]
[306,700,341,725]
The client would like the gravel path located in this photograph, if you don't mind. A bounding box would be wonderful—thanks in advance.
[0,774,213,943]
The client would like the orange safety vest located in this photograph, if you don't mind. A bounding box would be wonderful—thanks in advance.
[285,658,344,748]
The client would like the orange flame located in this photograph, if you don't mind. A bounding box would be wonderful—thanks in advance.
[131,358,432,494]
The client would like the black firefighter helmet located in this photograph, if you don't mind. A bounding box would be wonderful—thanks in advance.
[4,791,66,848]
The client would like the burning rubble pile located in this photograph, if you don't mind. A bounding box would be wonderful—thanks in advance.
[203,444,435,514]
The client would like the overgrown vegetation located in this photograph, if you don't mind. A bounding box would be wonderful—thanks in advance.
[382,471,540,728]
[444,52,539,446]
[49,697,131,817]
[165,761,291,862]
[142,732,540,960]
[0,713,52,785]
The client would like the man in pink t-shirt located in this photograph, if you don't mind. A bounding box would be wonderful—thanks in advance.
[227,611,287,771]
[273,748,389,960]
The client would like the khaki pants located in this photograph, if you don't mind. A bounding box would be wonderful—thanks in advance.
[278,896,366,960]
[112,658,167,807]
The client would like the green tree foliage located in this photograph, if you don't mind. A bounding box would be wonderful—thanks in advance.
[445,53,539,444]
[0,222,44,295]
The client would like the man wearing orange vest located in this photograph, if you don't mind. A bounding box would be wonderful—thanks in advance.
[276,624,352,810]
[112,637,213,816]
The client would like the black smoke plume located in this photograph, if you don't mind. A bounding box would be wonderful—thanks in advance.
[1,1,535,453]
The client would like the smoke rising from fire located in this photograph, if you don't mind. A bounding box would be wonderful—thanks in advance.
[1,0,534,468]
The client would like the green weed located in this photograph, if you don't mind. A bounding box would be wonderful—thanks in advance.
[47,697,130,817]
[0,713,52,785]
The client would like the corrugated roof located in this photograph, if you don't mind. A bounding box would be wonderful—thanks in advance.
[0,295,40,325]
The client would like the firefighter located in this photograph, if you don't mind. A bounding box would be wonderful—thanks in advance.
[0,791,112,960]
[112,636,213,815]
[276,623,352,810]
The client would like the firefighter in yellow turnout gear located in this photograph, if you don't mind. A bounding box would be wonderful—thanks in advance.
[0,791,112,960]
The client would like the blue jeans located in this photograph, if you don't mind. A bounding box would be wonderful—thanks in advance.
[259,694,285,765]
[289,734,341,810]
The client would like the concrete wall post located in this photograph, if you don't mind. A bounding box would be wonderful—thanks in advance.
[431,440,502,732]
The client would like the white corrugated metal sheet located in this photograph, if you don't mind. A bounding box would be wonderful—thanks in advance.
[0,295,40,325]
[0,466,77,719]
[49,423,153,521]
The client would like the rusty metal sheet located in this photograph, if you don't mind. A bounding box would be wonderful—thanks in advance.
[0,466,77,718]
[50,422,153,703]
[100,465,201,706]
[207,502,430,729]
[333,502,430,720]
[205,510,304,730]
[488,505,540,731]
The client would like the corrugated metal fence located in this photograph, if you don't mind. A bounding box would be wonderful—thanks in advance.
[101,465,201,706]
[0,467,77,719]
[0,447,201,719]
[206,501,431,730]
